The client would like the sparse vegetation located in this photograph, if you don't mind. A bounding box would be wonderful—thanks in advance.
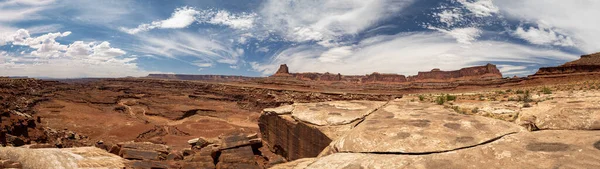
[446,94,457,101]
[436,96,446,105]
[523,103,532,108]
[495,91,506,94]
[542,87,552,94]
[516,90,524,94]
[472,107,479,114]
[418,95,425,101]
[505,89,512,93]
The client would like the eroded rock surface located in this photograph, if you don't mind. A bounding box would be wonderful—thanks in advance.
[274,130,600,169]
[517,91,600,130]
[324,99,522,154]
[0,147,125,168]
[259,101,386,160]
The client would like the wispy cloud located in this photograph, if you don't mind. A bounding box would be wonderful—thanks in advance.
[251,32,576,76]
[121,6,257,34]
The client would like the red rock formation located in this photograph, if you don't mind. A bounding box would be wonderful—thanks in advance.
[268,63,502,83]
[408,64,502,82]
[147,74,255,81]
[534,52,600,76]
[362,72,407,83]
[272,64,292,77]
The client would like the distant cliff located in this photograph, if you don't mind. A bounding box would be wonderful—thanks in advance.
[534,52,600,76]
[147,74,256,81]
[269,64,502,83]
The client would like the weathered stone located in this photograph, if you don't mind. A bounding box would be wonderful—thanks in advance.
[274,130,600,169]
[517,91,600,130]
[188,137,210,148]
[259,112,333,160]
[292,101,386,126]
[263,105,294,115]
[120,148,165,160]
[119,142,170,153]
[217,146,260,169]
[182,162,215,169]
[220,133,260,150]
[124,160,171,169]
[1,160,22,168]
[325,99,522,154]
[0,147,125,168]
[167,150,184,161]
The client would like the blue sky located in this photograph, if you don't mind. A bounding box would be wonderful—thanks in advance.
[0,0,598,78]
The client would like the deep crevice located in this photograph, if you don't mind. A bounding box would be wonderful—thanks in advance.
[338,132,518,155]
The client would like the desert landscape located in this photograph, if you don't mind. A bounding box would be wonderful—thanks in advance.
[0,52,599,168]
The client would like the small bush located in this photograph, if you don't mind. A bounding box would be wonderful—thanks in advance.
[436,96,446,105]
[418,95,425,101]
[505,89,513,93]
[495,91,506,94]
[523,103,532,108]
[472,107,479,114]
[516,90,524,94]
[446,94,457,101]
[542,87,552,94]
[523,90,533,103]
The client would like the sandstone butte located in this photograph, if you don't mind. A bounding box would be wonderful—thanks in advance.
[270,63,503,83]
[534,52,600,76]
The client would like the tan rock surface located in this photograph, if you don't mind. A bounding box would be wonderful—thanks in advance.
[274,130,600,169]
[326,99,523,154]
[517,91,600,130]
[0,147,125,169]
[291,101,387,126]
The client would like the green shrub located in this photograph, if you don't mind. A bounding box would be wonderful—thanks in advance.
[505,89,512,93]
[436,96,446,105]
[446,94,457,101]
[516,90,524,94]
[418,95,425,101]
[542,87,552,94]
[472,107,479,114]
[495,91,506,94]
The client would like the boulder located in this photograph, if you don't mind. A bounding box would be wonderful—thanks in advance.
[259,101,386,160]
[216,146,260,169]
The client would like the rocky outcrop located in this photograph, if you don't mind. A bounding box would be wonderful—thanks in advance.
[147,74,256,81]
[265,98,600,169]
[0,147,125,168]
[268,63,502,83]
[275,130,600,169]
[534,52,600,76]
[408,63,502,82]
[516,90,600,130]
[259,101,387,160]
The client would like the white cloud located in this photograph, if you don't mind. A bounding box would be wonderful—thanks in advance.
[319,46,354,63]
[436,9,462,26]
[429,27,482,44]
[251,32,576,76]
[457,0,499,17]
[514,23,575,47]
[0,29,148,78]
[122,7,257,34]
[259,0,415,45]
[496,0,600,53]
[131,31,244,67]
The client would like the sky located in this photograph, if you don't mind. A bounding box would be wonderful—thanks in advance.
[0,0,598,78]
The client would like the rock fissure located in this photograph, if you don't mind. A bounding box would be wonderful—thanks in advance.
[340,132,519,155]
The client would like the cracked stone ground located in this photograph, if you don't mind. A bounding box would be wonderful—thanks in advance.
[265,91,600,169]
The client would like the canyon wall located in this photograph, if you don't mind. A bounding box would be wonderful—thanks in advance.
[270,63,502,83]
[147,74,256,81]
[534,53,600,76]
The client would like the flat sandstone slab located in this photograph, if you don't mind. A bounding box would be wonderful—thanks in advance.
[326,99,523,154]
[275,130,600,169]
[0,147,125,168]
[291,101,387,126]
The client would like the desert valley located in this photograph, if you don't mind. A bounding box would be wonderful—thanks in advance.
[0,52,599,168]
